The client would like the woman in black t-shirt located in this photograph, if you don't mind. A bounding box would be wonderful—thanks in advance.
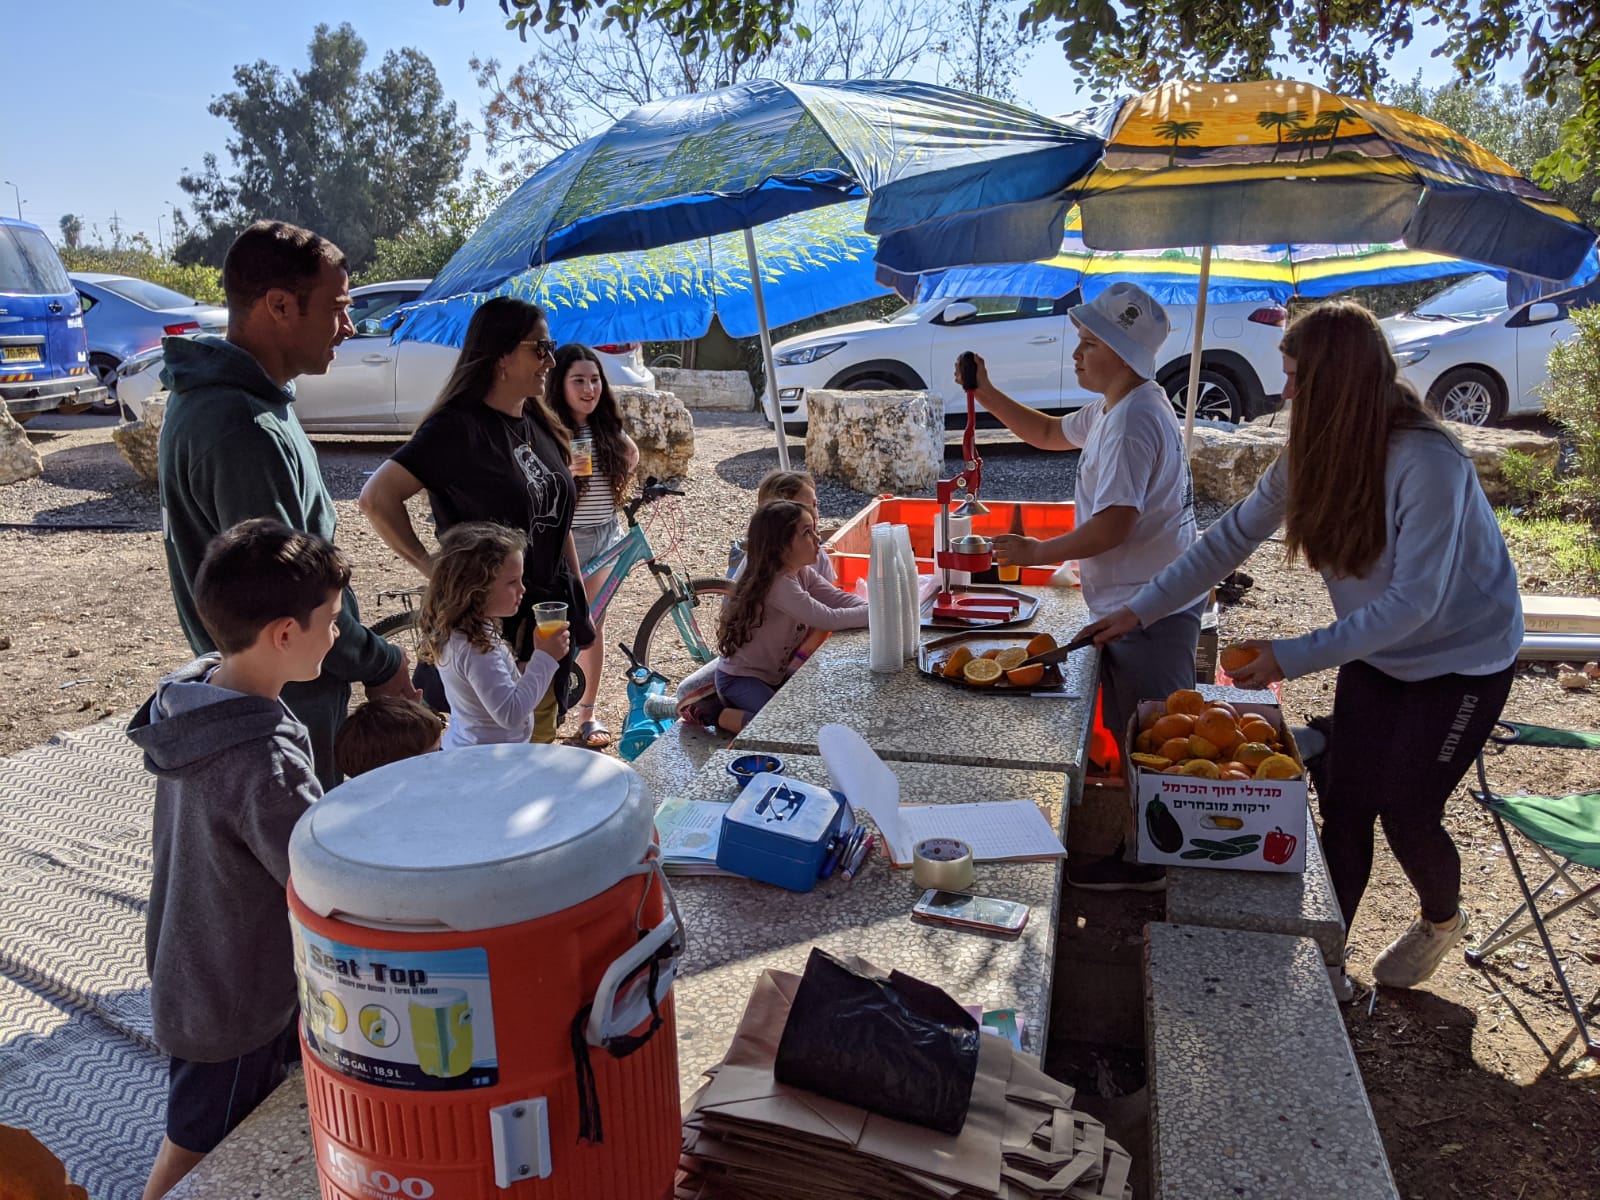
[359,297,594,742]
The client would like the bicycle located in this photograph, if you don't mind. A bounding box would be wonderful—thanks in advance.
[369,477,731,688]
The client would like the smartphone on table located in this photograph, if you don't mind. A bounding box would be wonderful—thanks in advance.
[912,889,1030,934]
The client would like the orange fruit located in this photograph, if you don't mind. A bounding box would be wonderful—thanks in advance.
[1194,708,1239,748]
[995,647,1029,671]
[964,658,1004,686]
[1166,688,1206,715]
[1234,742,1275,768]
[1026,633,1057,658]
[1129,752,1171,771]
[1134,729,1163,754]
[1221,766,1252,780]
[1151,713,1196,742]
[1179,758,1221,778]
[1139,710,1162,732]
[1240,717,1278,745]
[981,648,1003,660]
[941,645,974,679]
[1253,753,1301,780]
[1220,644,1261,673]
[1204,701,1240,721]
[1187,734,1222,760]
[1005,663,1045,686]
[1158,736,1193,762]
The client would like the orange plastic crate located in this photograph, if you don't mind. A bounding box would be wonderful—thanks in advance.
[827,495,1077,591]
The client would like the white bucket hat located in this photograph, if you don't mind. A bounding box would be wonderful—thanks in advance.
[1069,282,1170,381]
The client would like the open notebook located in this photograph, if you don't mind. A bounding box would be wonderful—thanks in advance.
[818,724,1066,866]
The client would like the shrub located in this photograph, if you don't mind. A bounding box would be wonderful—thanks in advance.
[60,247,224,305]
[1539,304,1600,520]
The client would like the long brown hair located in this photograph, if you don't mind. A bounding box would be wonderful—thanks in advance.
[1280,301,1441,578]
[546,344,631,505]
[422,297,570,459]
[719,501,811,657]
[418,523,526,664]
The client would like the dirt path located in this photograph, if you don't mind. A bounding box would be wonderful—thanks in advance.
[3,412,1596,1197]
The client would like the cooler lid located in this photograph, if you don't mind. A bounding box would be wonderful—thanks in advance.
[289,744,652,931]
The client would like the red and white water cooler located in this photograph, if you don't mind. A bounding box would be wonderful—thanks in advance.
[286,743,684,1200]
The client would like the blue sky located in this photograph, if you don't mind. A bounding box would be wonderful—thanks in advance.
[8,1,1514,248]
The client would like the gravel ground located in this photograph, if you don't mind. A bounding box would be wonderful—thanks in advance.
[3,408,1597,1198]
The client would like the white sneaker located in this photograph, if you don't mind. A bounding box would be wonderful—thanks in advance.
[1372,909,1470,988]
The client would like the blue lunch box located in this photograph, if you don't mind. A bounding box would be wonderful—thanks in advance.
[717,773,847,893]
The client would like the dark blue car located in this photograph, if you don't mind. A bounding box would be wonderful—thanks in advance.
[0,217,106,420]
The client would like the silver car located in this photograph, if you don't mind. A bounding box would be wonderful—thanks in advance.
[71,272,227,405]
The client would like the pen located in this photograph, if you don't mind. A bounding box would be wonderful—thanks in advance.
[841,833,875,882]
[828,826,864,879]
[819,836,844,879]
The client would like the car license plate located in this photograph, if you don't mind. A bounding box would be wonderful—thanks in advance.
[1,346,43,364]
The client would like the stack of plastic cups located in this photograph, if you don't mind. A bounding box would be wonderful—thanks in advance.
[891,524,919,658]
[868,523,902,673]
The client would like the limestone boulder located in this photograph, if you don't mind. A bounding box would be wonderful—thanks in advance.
[1445,420,1560,505]
[112,397,165,481]
[805,389,942,494]
[0,406,43,485]
[1187,424,1286,506]
[650,368,755,412]
[615,386,695,482]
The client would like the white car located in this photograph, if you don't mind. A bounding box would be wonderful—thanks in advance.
[1381,272,1594,426]
[767,291,1289,428]
[118,279,655,431]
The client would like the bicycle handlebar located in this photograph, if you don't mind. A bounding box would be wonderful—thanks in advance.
[623,476,685,522]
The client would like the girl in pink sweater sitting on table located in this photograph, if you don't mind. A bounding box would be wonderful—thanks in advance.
[714,500,868,731]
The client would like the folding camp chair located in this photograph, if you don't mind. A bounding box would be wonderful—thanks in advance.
[1466,720,1600,1058]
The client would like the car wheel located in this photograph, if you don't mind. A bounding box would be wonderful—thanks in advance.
[88,354,122,415]
[1161,367,1242,425]
[844,375,899,390]
[1428,367,1505,427]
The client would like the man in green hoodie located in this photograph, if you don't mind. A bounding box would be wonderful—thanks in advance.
[159,220,417,789]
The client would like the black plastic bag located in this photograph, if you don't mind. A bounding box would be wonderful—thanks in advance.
[773,948,980,1135]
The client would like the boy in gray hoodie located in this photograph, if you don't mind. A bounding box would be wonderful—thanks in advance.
[127,518,350,1199]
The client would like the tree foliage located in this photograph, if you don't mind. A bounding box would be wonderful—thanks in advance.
[61,247,225,305]
[57,214,82,250]
[358,172,515,285]
[174,24,470,270]
[1013,0,1600,198]
[938,0,1044,104]
[471,0,948,172]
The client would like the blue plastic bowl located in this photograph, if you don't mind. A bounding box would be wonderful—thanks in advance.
[728,753,783,784]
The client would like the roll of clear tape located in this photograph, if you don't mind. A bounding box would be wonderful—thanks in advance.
[912,837,975,891]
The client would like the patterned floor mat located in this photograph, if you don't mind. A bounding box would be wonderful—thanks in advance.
[0,718,162,1200]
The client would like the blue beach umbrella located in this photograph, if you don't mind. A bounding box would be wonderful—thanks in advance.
[400,78,1103,465]
[399,201,891,349]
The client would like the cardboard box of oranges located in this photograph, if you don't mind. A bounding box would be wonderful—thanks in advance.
[1126,686,1308,873]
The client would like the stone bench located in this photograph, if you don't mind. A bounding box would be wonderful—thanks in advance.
[651,367,755,411]
[803,388,943,494]
[1145,923,1398,1200]
[1166,810,1348,988]
[614,385,696,481]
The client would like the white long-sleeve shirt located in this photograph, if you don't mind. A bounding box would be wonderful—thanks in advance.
[1128,427,1522,681]
[437,627,559,748]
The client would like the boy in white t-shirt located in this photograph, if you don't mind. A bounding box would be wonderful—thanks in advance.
[960,282,1206,890]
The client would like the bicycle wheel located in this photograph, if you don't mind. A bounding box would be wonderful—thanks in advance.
[370,609,420,652]
[632,576,734,685]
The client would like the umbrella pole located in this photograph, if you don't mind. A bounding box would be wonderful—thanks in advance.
[1182,244,1212,453]
[744,227,791,469]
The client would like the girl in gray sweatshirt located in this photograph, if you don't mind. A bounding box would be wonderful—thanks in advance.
[1083,300,1521,994]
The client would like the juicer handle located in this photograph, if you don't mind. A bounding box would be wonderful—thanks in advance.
[586,911,682,1048]
[957,351,979,391]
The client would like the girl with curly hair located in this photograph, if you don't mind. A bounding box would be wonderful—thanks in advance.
[419,523,571,749]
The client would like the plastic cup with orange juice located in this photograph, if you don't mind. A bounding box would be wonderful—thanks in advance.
[533,601,569,637]
[998,504,1024,583]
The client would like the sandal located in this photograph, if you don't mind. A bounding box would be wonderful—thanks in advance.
[575,718,612,750]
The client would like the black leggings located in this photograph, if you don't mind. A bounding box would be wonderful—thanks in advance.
[1317,658,1514,930]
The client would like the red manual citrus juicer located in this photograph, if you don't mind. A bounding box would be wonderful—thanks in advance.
[932,353,1023,623]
